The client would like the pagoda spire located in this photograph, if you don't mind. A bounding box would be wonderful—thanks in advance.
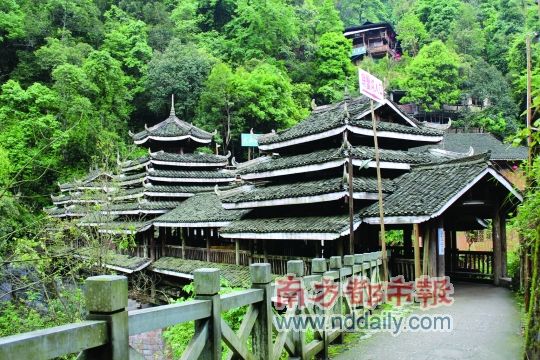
[170,94,176,117]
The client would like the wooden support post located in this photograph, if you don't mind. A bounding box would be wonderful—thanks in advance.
[501,214,507,278]
[370,99,388,281]
[193,268,221,359]
[413,224,421,280]
[251,263,272,360]
[181,228,185,259]
[84,275,128,360]
[347,150,355,255]
[235,239,240,265]
[262,240,268,262]
[206,236,211,262]
[150,230,156,261]
[422,224,430,276]
[436,220,445,277]
[249,240,254,265]
[404,226,413,258]
[451,231,457,273]
[493,210,502,286]
[429,225,437,277]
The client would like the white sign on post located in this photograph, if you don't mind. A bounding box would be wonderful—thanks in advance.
[358,69,384,103]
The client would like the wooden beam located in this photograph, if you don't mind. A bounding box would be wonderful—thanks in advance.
[413,224,421,279]
[235,239,240,265]
[422,224,430,275]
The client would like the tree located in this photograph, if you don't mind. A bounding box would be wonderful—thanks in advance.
[233,62,308,132]
[414,0,461,42]
[34,35,93,74]
[314,32,356,104]
[336,0,389,28]
[447,3,486,57]
[401,41,461,110]
[147,40,213,119]
[101,5,152,95]
[396,11,428,56]
[226,0,299,63]
[196,63,239,153]
[0,0,26,42]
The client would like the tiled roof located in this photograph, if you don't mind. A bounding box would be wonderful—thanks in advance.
[410,132,527,161]
[221,177,394,205]
[220,213,359,237]
[238,146,436,176]
[131,115,213,144]
[76,247,151,272]
[148,169,236,181]
[151,151,229,165]
[144,184,233,195]
[258,97,368,145]
[154,193,248,225]
[100,200,181,213]
[258,96,443,147]
[349,119,443,136]
[152,257,261,288]
[360,155,493,218]
[58,170,112,191]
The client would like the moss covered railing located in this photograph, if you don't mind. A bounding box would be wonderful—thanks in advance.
[0,251,387,360]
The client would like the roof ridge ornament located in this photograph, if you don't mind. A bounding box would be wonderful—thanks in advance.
[170,94,175,117]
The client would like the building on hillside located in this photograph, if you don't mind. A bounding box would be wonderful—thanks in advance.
[344,22,401,64]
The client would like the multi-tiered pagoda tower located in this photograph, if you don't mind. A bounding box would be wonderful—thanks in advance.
[47,97,237,260]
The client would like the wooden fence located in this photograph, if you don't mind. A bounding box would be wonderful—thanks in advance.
[0,251,386,360]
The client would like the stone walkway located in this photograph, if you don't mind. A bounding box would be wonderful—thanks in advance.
[333,282,523,360]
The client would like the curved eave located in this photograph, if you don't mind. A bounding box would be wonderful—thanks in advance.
[144,192,195,198]
[147,176,235,183]
[121,162,150,172]
[134,135,212,145]
[258,126,346,151]
[111,193,144,201]
[153,221,231,228]
[347,125,443,143]
[222,191,379,209]
[240,159,345,180]
[97,224,152,235]
[100,209,169,215]
[220,222,359,241]
[351,159,411,170]
[151,160,228,167]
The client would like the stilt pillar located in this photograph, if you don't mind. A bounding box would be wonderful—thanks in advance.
[493,210,502,286]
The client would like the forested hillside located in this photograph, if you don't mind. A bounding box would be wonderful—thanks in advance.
[0,0,538,226]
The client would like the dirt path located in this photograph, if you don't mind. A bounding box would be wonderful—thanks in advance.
[333,282,523,360]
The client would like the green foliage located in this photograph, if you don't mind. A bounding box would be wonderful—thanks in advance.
[147,40,213,119]
[226,0,299,63]
[396,12,428,56]
[414,0,461,42]
[315,32,356,104]
[401,40,461,110]
[0,0,26,42]
[337,0,389,28]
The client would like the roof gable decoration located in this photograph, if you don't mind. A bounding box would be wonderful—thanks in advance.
[258,97,444,151]
[129,95,215,145]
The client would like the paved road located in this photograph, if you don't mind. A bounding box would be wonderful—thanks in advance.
[333,282,523,360]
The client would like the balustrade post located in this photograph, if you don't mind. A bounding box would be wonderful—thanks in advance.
[343,255,355,314]
[193,268,221,359]
[311,258,328,360]
[251,263,272,360]
[329,256,344,344]
[287,260,306,359]
[84,275,129,360]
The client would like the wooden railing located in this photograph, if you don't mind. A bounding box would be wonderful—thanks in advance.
[0,251,387,360]
[391,258,416,281]
[163,245,312,275]
[452,250,493,280]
